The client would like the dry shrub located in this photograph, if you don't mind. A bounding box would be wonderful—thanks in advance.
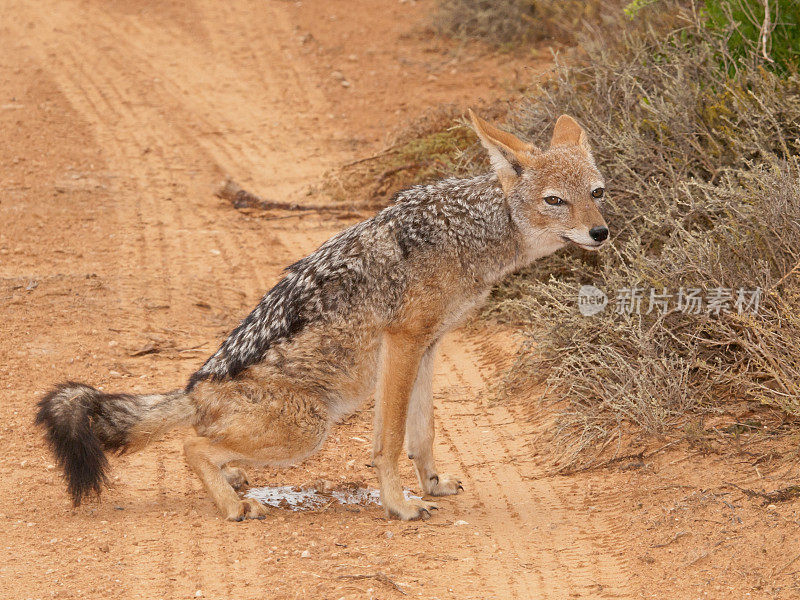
[324,104,496,206]
[431,0,621,48]
[485,2,800,470]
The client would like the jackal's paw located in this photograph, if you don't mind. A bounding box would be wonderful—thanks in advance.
[222,466,250,491]
[226,498,268,522]
[386,498,438,521]
[425,473,463,496]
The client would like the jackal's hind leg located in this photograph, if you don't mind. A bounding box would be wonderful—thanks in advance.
[405,343,462,497]
[186,378,331,520]
[183,436,268,521]
[221,465,250,491]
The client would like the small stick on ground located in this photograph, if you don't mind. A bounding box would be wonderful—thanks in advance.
[216,178,379,213]
[684,550,709,568]
[773,550,800,577]
[216,179,315,211]
[340,144,401,168]
[559,440,681,475]
[338,571,407,595]
[726,482,800,505]
[651,530,690,548]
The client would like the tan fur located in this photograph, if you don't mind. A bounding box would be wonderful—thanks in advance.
[468,109,540,193]
[405,342,461,495]
[550,114,591,155]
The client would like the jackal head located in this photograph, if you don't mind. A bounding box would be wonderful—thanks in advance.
[469,110,608,257]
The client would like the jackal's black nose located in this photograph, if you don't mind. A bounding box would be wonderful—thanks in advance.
[589,226,609,242]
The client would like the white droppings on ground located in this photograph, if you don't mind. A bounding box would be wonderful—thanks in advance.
[244,483,420,511]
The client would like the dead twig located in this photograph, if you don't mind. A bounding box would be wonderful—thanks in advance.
[340,144,400,168]
[559,450,644,475]
[684,550,710,567]
[177,343,209,354]
[772,256,800,290]
[726,482,800,505]
[216,179,342,212]
[217,178,380,214]
[371,163,417,189]
[338,571,407,595]
[559,440,681,475]
[216,179,308,210]
[651,530,690,548]
[773,550,800,577]
[758,0,775,63]
[129,342,161,357]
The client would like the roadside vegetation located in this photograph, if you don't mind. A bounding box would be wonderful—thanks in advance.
[479,0,800,470]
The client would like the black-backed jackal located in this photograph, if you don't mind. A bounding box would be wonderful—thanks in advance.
[37,112,608,521]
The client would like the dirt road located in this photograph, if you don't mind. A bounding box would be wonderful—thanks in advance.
[0,1,630,598]
[7,1,794,599]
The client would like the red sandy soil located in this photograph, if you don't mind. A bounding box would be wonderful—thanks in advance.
[1,1,799,598]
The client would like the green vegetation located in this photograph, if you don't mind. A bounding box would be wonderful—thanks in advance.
[705,0,800,74]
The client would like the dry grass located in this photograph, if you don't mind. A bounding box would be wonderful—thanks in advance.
[430,0,621,49]
[481,1,800,470]
[322,104,496,206]
[327,0,800,470]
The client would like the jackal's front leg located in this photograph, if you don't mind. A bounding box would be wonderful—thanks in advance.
[373,332,438,520]
[405,342,462,496]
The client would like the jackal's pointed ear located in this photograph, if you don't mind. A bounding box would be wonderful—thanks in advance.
[550,115,592,156]
[468,109,540,195]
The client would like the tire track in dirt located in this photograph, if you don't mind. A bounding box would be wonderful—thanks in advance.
[50,44,197,600]
[468,334,634,593]
[12,3,348,597]
[12,7,233,596]
[90,2,336,197]
[435,337,632,598]
[27,42,166,600]
[50,48,246,600]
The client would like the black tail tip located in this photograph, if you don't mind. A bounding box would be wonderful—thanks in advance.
[35,382,111,506]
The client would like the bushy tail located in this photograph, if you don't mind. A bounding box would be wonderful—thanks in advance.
[35,381,195,506]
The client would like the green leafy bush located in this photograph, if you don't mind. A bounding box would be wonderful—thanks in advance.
[705,0,800,74]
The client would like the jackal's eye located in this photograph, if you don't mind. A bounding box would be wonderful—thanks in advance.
[591,187,605,199]
[544,195,564,206]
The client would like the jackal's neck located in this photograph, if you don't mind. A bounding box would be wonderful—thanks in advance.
[452,174,565,287]
[443,174,532,287]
